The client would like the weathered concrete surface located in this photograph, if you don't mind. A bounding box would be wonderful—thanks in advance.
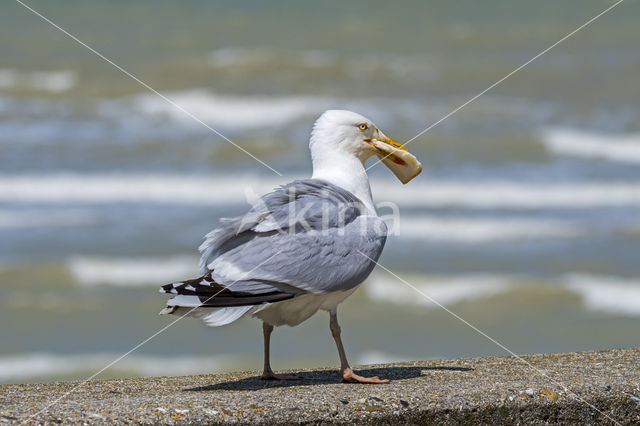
[1,348,639,425]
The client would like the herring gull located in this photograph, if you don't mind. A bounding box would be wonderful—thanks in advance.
[159,110,422,383]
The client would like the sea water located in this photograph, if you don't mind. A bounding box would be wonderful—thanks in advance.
[1,0,639,383]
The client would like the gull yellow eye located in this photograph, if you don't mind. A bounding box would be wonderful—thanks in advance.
[358,123,368,131]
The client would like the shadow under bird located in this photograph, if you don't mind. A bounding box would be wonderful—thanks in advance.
[159,110,422,384]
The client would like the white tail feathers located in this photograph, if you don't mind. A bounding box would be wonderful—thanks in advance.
[158,303,253,327]
[202,306,253,326]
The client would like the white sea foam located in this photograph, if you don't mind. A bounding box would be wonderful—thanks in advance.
[0,174,277,205]
[0,69,77,93]
[366,272,640,317]
[376,181,640,209]
[0,352,235,383]
[4,174,640,209]
[120,89,438,132]
[128,90,332,130]
[365,273,513,308]
[68,256,198,287]
[542,127,640,164]
[364,271,640,318]
[393,216,581,242]
[563,274,640,316]
[27,70,77,93]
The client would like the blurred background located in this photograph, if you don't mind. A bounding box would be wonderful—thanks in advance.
[1,0,639,384]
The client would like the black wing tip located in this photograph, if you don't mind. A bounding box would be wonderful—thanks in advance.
[160,281,184,294]
[159,274,297,307]
[160,273,213,294]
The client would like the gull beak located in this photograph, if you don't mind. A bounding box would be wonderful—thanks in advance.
[367,134,422,184]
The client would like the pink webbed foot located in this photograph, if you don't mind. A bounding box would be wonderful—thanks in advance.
[341,368,389,384]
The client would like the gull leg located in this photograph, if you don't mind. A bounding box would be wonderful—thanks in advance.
[329,309,389,384]
[260,322,301,380]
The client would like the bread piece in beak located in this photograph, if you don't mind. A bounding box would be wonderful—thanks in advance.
[369,137,422,184]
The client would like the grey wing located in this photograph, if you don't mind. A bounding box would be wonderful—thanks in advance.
[198,179,387,295]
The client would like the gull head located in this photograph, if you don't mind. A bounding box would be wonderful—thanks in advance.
[309,110,422,184]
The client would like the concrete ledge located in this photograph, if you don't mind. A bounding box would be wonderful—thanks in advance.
[1,348,639,424]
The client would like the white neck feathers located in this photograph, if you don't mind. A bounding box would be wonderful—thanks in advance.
[310,147,376,215]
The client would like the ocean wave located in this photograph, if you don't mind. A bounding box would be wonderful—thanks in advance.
[0,352,236,383]
[394,216,581,242]
[123,90,333,131]
[3,173,640,209]
[366,272,640,317]
[115,89,438,133]
[68,256,199,287]
[0,90,426,144]
[0,208,97,228]
[69,256,507,290]
[376,180,640,209]
[0,87,565,146]
[207,47,439,81]
[17,254,640,318]
[0,69,77,93]
[365,273,513,308]
[542,128,640,164]
[562,274,640,316]
[0,174,275,205]
[68,257,507,289]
